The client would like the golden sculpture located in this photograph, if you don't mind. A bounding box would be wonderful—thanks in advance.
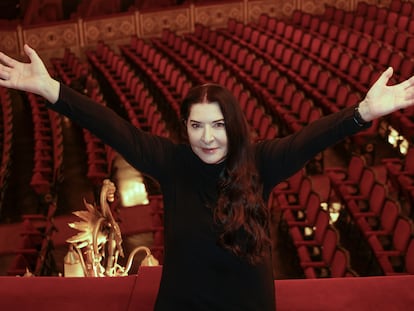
[64,179,159,277]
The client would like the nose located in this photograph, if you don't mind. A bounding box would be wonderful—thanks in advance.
[201,125,214,144]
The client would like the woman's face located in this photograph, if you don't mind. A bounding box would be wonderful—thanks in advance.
[186,102,228,164]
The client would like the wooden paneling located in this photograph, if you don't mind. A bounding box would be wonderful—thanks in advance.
[82,13,136,47]
[139,7,191,37]
[247,0,297,20]
[193,1,244,29]
[0,0,407,62]
[0,29,19,56]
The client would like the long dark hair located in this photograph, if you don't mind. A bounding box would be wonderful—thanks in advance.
[180,84,271,265]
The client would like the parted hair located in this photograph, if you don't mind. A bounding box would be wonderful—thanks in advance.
[180,83,271,265]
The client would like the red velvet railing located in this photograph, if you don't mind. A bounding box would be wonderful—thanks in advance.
[1,266,414,310]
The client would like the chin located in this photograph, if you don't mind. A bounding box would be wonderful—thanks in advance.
[198,155,225,164]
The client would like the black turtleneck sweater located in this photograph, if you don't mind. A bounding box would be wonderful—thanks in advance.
[50,84,369,310]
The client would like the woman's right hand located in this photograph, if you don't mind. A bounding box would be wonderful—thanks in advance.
[0,44,60,103]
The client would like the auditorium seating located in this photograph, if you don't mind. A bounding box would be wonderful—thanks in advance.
[273,169,358,278]
[282,191,322,229]
[7,202,57,276]
[386,237,414,275]
[147,28,280,140]
[368,215,414,275]
[117,37,186,122]
[87,41,172,138]
[355,198,401,240]
[288,208,330,254]
[270,1,414,164]
[216,16,390,159]
[187,22,331,141]
[297,226,357,278]
[51,50,116,186]
[27,93,64,198]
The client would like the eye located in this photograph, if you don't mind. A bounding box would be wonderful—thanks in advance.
[213,121,225,128]
[190,122,202,129]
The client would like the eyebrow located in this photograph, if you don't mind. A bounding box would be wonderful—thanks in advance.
[189,119,225,124]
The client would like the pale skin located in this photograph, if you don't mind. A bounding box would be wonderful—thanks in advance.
[1,44,414,130]
[186,102,228,164]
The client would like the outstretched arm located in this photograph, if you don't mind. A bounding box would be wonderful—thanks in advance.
[358,67,414,121]
[0,44,60,103]
[1,45,414,120]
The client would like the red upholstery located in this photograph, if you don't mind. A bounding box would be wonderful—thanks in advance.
[1,266,414,310]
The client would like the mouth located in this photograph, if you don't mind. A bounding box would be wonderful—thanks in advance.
[201,147,218,154]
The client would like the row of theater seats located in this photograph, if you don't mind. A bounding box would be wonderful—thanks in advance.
[356,0,414,18]
[322,2,414,42]
[147,30,279,140]
[289,10,414,82]
[87,41,171,138]
[108,2,408,168]
[49,45,171,266]
[0,87,13,214]
[271,151,414,277]
[382,147,414,217]
[7,202,57,276]
[117,37,186,123]
[216,20,365,111]
[288,4,414,141]
[325,153,414,276]
[50,49,88,87]
[252,11,411,100]
[187,19,380,161]
[120,33,279,141]
[245,16,381,94]
[51,48,117,187]
[27,92,64,200]
[190,22,332,127]
[271,169,358,278]
[246,8,414,149]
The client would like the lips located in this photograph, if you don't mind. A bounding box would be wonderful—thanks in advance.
[201,147,218,153]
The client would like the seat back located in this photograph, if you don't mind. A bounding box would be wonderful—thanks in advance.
[347,155,366,184]
[313,209,330,244]
[379,199,400,234]
[330,247,349,277]
[298,177,313,206]
[359,167,376,197]
[304,192,321,226]
[392,217,413,252]
[368,183,387,215]
[403,147,414,173]
[321,226,339,264]
[405,238,414,273]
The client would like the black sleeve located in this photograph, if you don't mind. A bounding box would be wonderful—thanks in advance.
[47,83,175,181]
[255,104,371,195]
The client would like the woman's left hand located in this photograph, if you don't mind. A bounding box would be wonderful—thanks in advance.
[358,67,414,121]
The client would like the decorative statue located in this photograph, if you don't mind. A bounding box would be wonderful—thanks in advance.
[64,179,159,277]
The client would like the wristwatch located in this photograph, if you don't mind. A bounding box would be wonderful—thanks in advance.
[353,106,368,127]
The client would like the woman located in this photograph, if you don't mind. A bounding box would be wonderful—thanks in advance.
[1,44,414,310]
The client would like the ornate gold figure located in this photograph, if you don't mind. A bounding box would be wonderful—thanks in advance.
[64,179,159,277]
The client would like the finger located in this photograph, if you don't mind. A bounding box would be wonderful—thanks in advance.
[398,74,414,91]
[372,67,393,87]
[23,44,42,64]
[0,63,12,77]
[0,63,13,84]
[0,51,18,68]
